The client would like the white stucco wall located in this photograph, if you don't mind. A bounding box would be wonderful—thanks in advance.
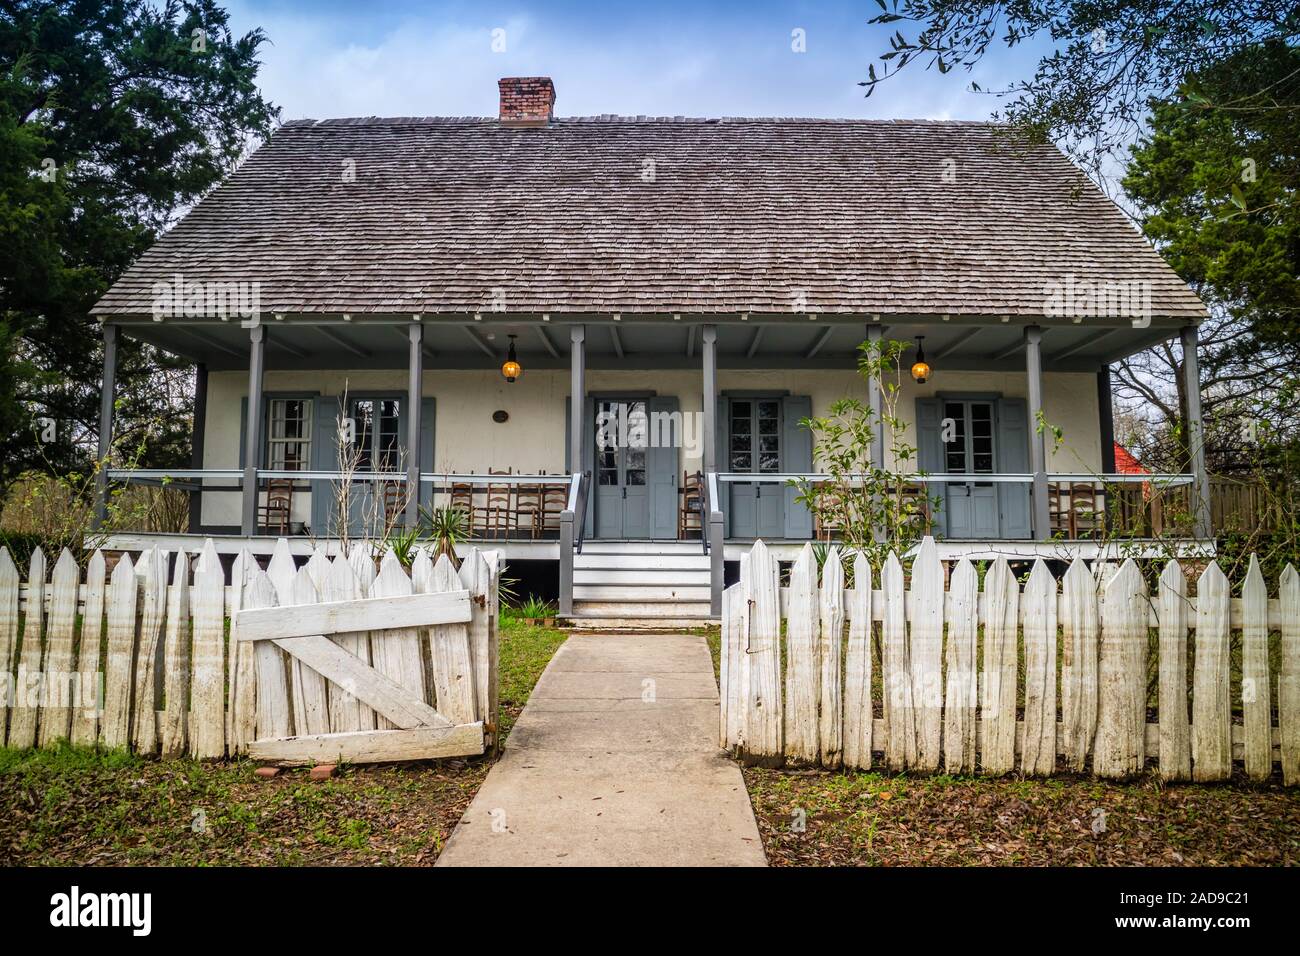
[200,367,1102,528]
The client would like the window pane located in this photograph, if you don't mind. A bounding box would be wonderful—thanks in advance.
[731,452,751,472]
[626,469,646,486]
[757,400,779,419]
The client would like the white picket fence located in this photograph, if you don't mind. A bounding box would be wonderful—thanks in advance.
[0,539,499,764]
[721,537,1300,783]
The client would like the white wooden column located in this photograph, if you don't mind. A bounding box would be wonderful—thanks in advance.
[1025,325,1050,540]
[92,323,119,529]
[569,324,585,476]
[240,324,265,536]
[405,322,424,529]
[702,324,717,474]
[1181,325,1213,539]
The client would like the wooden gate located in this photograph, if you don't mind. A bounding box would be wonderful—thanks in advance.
[233,542,499,766]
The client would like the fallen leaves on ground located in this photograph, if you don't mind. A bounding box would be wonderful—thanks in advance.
[744,766,1300,866]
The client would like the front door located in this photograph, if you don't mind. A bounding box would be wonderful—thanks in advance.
[346,396,404,537]
[942,399,999,538]
[727,397,784,539]
[594,399,651,538]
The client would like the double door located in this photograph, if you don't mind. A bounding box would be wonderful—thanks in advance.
[594,399,652,538]
[726,397,785,539]
[941,399,1000,538]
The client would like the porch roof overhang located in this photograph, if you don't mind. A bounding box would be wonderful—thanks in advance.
[105,311,1190,374]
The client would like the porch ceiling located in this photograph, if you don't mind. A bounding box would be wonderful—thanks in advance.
[115,314,1182,374]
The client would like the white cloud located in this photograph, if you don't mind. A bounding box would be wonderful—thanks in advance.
[223,2,1048,122]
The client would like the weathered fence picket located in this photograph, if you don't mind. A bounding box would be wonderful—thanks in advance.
[981,558,1018,775]
[37,550,79,748]
[1241,556,1271,781]
[190,558,227,758]
[132,547,167,755]
[1157,559,1191,781]
[1021,560,1057,776]
[743,540,782,764]
[942,558,977,773]
[721,536,1300,783]
[0,549,17,747]
[783,544,818,763]
[909,539,942,771]
[1282,566,1300,786]
[1060,558,1099,772]
[160,553,191,757]
[818,548,844,768]
[9,548,45,748]
[1192,562,1232,781]
[69,550,105,747]
[841,554,872,770]
[102,554,137,748]
[881,552,910,770]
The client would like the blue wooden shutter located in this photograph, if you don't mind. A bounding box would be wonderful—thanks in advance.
[310,396,341,534]
[782,395,813,539]
[915,397,946,536]
[716,397,729,536]
[419,397,436,511]
[647,396,679,539]
[996,397,1031,539]
[238,397,249,468]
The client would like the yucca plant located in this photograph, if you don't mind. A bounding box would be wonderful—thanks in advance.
[515,595,557,625]
[421,504,469,567]
[383,524,424,569]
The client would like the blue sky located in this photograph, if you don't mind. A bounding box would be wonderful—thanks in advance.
[221,0,1052,122]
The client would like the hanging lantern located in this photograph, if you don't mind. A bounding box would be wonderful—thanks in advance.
[910,335,931,384]
[501,334,521,382]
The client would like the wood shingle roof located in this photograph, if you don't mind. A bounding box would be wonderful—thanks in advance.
[92,116,1206,320]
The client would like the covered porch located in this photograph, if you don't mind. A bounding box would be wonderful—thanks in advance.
[95,310,1214,615]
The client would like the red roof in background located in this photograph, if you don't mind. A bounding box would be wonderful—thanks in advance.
[1114,442,1148,475]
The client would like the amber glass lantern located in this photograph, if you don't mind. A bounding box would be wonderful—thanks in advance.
[501,334,522,382]
[910,335,931,384]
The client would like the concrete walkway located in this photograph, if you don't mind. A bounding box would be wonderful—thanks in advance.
[436,632,766,867]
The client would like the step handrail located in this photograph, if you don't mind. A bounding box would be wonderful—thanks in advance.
[559,470,590,617]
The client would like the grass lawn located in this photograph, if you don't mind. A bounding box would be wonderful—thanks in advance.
[0,613,568,866]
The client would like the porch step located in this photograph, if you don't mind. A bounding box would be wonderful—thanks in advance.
[577,540,706,556]
[568,540,717,622]
[573,585,712,602]
[573,553,708,571]
[567,601,715,620]
[573,568,711,586]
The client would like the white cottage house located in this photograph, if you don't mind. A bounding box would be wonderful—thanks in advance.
[91,77,1210,620]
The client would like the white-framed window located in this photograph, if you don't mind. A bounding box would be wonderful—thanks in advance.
[266,398,312,471]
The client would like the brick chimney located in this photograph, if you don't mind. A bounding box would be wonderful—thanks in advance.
[498,76,555,126]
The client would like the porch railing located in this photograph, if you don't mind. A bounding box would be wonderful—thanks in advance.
[711,471,1201,542]
[103,468,576,540]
